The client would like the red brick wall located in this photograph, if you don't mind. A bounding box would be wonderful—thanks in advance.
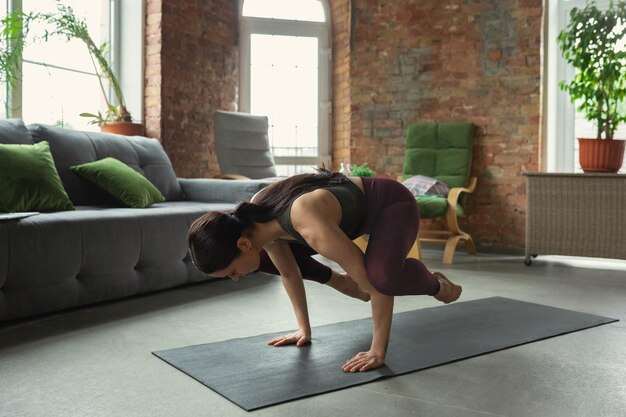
[146,0,543,252]
[331,0,351,168]
[145,0,238,178]
[342,0,543,252]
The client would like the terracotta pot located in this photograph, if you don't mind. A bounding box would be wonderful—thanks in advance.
[578,138,625,173]
[101,122,145,137]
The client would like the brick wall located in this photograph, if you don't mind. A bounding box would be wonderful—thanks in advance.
[341,0,543,252]
[331,0,352,167]
[146,0,543,252]
[145,0,238,178]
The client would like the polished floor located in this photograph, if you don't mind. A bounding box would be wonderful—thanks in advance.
[1,249,625,417]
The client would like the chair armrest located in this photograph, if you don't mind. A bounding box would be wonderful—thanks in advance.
[447,177,477,209]
[177,178,268,203]
[444,177,477,234]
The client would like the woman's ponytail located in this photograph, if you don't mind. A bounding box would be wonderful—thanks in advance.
[232,202,273,230]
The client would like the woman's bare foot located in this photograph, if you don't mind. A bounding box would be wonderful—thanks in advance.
[433,271,462,304]
[326,272,371,302]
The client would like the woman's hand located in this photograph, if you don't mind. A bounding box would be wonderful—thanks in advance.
[341,350,385,372]
[267,329,311,347]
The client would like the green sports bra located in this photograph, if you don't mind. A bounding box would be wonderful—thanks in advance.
[276,177,365,246]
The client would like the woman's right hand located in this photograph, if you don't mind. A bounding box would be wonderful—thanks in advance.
[268,329,311,347]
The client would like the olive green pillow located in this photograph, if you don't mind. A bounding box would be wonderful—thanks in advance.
[0,141,74,212]
[70,157,165,208]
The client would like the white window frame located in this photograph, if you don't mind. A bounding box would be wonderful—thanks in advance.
[545,0,619,172]
[239,0,332,170]
[2,0,143,123]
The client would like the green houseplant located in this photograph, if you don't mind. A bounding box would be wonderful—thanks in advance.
[558,0,626,172]
[350,163,375,177]
[0,1,143,135]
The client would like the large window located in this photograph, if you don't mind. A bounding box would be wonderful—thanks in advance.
[23,0,110,130]
[2,0,112,130]
[547,0,626,173]
[240,0,331,175]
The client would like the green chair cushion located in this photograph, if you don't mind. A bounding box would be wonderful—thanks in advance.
[416,195,465,219]
[70,157,166,208]
[402,123,474,188]
[0,141,75,212]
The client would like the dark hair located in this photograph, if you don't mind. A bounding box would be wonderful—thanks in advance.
[188,168,346,274]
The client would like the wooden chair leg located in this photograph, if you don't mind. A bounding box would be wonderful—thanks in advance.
[464,234,476,255]
[443,235,465,264]
[407,236,422,260]
[354,235,369,253]
[442,233,475,264]
[354,234,422,260]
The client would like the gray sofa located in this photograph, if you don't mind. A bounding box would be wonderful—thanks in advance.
[0,119,266,322]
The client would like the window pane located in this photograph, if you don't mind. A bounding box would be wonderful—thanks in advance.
[22,0,108,74]
[243,0,325,22]
[275,164,318,176]
[21,62,104,131]
[250,34,318,157]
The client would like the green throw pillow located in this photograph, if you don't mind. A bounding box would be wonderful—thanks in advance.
[0,141,74,212]
[70,157,165,208]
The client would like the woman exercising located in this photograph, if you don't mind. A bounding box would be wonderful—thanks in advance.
[188,169,462,372]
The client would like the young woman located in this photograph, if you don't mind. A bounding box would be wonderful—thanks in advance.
[188,170,462,372]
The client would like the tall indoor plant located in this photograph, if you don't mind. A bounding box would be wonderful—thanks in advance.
[558,0,626,172]
[0,1,143,135]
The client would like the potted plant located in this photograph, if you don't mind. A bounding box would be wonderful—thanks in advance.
[558,0,626,172]
[0,1,143,136]
[350,163,376,177]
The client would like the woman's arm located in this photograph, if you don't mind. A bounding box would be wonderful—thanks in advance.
[264,240,311,346]
[296,213,394,371]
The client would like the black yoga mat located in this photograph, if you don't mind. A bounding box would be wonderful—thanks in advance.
[153,297,617,411]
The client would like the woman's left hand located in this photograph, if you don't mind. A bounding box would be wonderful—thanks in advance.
[341,350,385,372]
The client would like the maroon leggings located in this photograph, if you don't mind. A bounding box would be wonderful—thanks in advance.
[256,177,439,296]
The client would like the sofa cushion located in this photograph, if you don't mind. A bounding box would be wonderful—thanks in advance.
[28,124,185,205]
[71,157,166,208]
[0,119,34,145]
[0,201,234,320]
[0,141,74,212]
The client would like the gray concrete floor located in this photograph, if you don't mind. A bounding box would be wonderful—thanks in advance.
[1,249,625,417]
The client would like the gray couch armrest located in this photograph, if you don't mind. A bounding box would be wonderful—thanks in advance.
[177,178,269,203]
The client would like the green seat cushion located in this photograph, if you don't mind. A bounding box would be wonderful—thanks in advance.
[0,141,74,212]
[70,157,165,208]
[416,195,464,219]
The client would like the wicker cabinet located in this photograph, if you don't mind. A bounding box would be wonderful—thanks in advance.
[524,173,626,265]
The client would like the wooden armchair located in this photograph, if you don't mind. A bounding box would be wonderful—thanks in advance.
[400,123,477,264]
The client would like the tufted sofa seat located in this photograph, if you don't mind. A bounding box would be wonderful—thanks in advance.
[0,120,267,321]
